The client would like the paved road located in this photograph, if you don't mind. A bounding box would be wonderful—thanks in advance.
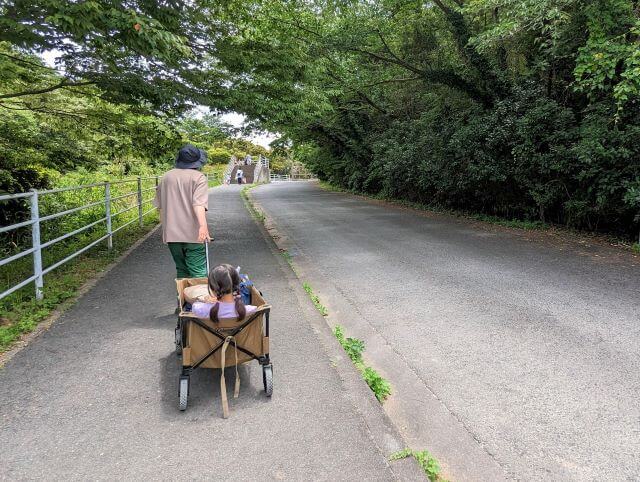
[252,181,640,481]
[0,185,419,481]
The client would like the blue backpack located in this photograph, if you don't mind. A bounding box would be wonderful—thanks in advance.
[238,273,253,305]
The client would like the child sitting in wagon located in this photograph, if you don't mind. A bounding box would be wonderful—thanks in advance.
[188,264,257,322]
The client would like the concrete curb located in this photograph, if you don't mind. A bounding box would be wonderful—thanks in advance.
[243,185,426,481]
[0,223,161,368]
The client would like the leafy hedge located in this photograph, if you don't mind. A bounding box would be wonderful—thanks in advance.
[308,87,640,236]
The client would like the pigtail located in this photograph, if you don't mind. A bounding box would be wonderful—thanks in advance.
[234,297,246,320]
[209,302,220,323]
[229,266,241,290]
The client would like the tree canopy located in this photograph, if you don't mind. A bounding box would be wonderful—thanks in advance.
[215,0,640,237]
[1,0,639,237]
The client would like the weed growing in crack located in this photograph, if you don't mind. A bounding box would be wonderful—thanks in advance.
[362,367,392,402]
[302,282,328,316]
[280,250,298,274]
[390,448,445,481]
[280,250,294,266]
[333,325,391,402]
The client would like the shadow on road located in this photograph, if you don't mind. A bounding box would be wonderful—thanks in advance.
[159,341,270,419]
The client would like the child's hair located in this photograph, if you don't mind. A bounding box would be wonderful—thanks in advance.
[207,264,246,322]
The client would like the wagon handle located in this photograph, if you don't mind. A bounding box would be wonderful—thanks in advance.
[205,240,211,274]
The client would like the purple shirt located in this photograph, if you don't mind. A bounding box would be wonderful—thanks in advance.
[191,301,257,320]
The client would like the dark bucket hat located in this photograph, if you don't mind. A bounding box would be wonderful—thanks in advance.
[175,144,208,169]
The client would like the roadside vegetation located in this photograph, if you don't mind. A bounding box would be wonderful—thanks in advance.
[333,325,392,402]
[390,449,446,482]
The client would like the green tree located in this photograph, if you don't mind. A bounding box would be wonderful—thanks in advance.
[0,0,227,112]
[217,0,640,238]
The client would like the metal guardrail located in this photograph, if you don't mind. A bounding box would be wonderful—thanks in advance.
[269,174,316,182]
[223,157,236,183]
[0,173,218,302]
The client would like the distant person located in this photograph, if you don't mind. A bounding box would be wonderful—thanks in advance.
[153,144,210,279]
[236,168,244,185]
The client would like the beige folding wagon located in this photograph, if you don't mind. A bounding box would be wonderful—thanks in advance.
[174,277,272,418]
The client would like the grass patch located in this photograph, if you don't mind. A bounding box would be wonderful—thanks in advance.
[302,282,328,316]
[390,448,445,481]
[633,243,640,254]
[280,250,296,273]
[333,325,391,402]
[240,185,265,222]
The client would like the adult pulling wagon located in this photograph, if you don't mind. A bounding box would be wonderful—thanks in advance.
[153,144,211,280]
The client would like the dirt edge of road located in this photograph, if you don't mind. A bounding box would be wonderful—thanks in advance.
[241,185,426,481]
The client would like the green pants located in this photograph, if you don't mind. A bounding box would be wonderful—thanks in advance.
[168,242,207,279]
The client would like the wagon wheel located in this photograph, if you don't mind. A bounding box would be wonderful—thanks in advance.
[179,376,189,411]
[262,364,273,397]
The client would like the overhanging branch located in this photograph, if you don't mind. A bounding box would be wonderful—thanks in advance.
[0,80,95,100]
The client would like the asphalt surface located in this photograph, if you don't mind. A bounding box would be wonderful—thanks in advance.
[252,181,640,482]
[0,184,418,481]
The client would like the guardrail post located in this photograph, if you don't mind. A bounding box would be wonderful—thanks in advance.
[30,190,44,300]
[105,181,112,250]
[137,176,143,227]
